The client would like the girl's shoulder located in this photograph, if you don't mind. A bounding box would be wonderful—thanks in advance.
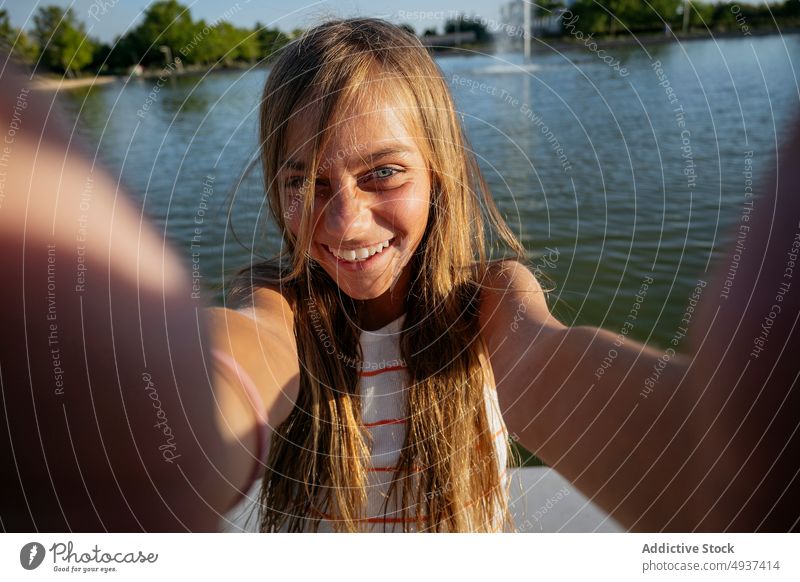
[219,262,298,355]
[476,258,545,304]
[476,258,553,347]
[227,260,298,313]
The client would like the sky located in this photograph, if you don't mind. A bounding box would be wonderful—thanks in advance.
[0,0,510,43]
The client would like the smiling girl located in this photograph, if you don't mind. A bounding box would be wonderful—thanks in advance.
[206,18,779,532]
[3,18,799,534]
[216,18,528,532]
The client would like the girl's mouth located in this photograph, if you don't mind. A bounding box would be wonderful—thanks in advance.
[323,237,397,271]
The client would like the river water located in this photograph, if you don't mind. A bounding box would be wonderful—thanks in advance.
[58,33,800,347]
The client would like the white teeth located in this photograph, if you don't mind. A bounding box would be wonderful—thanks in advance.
[330,239,391,262]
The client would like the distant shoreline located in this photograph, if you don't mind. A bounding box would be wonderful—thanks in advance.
[31,62,264,91]
[30,27,800,90]
[430,27,800,56]
[539,26,800,52]
[31,75,119,91]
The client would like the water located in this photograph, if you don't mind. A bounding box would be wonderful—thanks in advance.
[59,34,800,348]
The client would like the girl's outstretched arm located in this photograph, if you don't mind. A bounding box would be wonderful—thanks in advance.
[481,118,800,532]
[0,63,298,531]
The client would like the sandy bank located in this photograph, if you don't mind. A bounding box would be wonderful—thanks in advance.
[31,75,119,91]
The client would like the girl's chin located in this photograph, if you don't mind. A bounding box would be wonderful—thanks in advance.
[334,280,392,301]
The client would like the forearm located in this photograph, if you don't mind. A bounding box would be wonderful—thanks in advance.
[513,325,700,531]
[0,67,253,530]
[518,120,800,532]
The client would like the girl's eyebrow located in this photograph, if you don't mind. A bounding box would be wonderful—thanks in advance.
[282,159,306,171]
[282,144,414,172]
[352,145,414,166]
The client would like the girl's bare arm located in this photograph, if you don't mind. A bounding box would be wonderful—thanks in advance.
[0,64,297,531]
[482,119,800,532]
[205,290,300,466]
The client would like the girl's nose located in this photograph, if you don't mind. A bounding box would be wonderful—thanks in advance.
[322,179,371,239]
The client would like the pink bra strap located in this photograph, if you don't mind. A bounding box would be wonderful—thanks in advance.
[210,348,270,511]
[211,348,268,426]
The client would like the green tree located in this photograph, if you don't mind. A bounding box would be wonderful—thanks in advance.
[33,6,96,76]
[202,21,259,65]
[631,0,681,31]
[253,22,290,61]
[567,0,613,34]
[232,26,260,63]
[710,3,739,30]
[444,14,492,44]
[189,18,223,64]
[0,9,38,63]
[683,1,715,31]
[398,23,416,36]
[90,42,112,74]
[103,33,142,73]
[537,0,565,12]
[570,0,680,35]
[784,0,800,18]
[128,0,196,66]
[0,9,13,50]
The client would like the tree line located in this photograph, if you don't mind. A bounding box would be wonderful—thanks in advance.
[0,0,291,77]
[435,1,800,44]
[562,0,800,36]
[2,1,799,77]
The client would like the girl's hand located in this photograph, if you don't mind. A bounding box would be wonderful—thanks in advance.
[0,61,297,530]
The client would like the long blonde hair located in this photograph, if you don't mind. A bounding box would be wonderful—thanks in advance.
[229,17,527,532]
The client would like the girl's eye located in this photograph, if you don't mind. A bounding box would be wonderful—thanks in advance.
[284,176,305,190]
[360,166,404,186]
[373,167,397,179]
[284,176,331,198]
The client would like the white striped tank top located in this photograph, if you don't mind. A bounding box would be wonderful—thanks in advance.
[314,313,510,532]
[236,308,510,532]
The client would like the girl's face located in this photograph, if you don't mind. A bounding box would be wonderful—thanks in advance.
[281,96,431,301]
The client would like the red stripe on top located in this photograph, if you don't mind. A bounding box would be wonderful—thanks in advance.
[492,427,507,440]
[309,505,426,524]
[368,465,423,473]
[362,417,406,428]
[358,364,407,377]
[359,516,420,524]
[309,477,507,526]
[362,423,506,439]
[473,427,508,450]
[368,429,507,473]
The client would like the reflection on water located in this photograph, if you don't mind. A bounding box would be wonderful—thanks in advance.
[58,35,800,346]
